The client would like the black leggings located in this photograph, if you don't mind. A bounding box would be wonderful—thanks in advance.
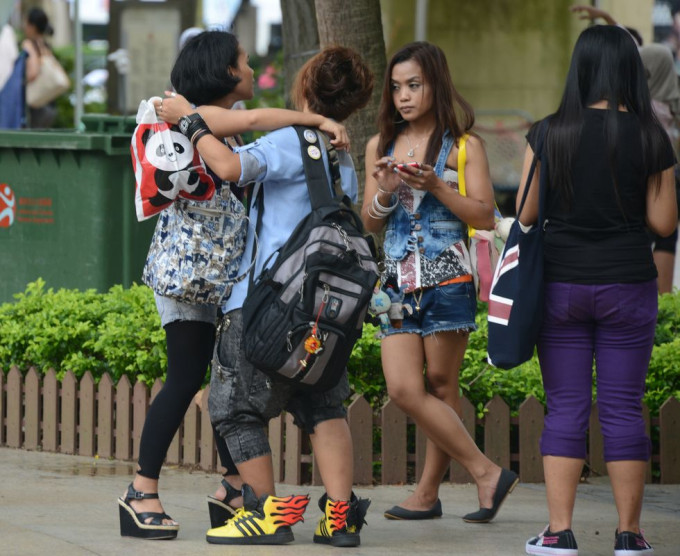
[137,320,237,479]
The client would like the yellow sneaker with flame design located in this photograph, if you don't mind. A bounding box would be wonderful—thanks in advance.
[206,484,310,545]
[313,492,371,547]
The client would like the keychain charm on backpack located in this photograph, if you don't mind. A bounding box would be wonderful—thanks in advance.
[304,333,324,356]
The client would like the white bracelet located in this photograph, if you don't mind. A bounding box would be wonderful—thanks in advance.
[372,193,398,216]
[374,192,398,211]
[366,204,384,219]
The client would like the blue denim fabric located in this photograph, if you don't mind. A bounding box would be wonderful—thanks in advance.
[383,280,477,337]
[154,293,218,327]
[383,132,465,261]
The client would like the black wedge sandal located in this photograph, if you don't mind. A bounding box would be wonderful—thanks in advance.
[118,483,179,540]
[207,478,242,527]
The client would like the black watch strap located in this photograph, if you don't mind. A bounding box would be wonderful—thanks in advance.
[178,112,204,136]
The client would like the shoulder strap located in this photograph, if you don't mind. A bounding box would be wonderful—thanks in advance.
[455,134,476,239]
[294,125,339,210]
[457,133,470,197]
[517,118,550,219]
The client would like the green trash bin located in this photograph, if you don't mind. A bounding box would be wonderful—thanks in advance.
[0,115,156,303]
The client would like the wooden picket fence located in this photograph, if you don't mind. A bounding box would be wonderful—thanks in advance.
[2,366,679,485]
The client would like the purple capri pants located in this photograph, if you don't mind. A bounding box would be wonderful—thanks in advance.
[537,280,657,462]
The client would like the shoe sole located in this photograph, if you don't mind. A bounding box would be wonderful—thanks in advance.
[526,544,578,555]
[206,529,294,545]
[614,550,653,555]
[313,533,360,547]
[118,499,179,540]
[384,511,442,520]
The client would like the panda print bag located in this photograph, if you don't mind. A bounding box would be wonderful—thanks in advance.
[131,97,248,305]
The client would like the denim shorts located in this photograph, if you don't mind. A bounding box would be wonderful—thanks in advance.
[384,280,477,337]
[208,309,350,464]
[154,293,219,327]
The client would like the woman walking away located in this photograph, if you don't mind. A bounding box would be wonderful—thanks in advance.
[521,25,676,555]
[362,41,518,524]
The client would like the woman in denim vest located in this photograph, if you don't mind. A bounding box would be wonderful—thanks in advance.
[362,41,518,524]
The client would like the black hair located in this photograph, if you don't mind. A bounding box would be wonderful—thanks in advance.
[541,25,668,206]
[170,30,241,106]
[27,8,52,36]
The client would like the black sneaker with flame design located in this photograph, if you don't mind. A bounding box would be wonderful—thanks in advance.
[313,492,371,547]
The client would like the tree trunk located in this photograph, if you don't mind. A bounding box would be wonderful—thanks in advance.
[314,0,386,202]
[280,0,319,107]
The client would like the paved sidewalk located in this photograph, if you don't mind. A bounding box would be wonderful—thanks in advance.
[0,447,678,555]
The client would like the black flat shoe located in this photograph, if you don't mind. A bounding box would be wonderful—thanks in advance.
[384,499,442,520]
[207,478,241,527]
[462,468,519,523]
[118,483,179,539]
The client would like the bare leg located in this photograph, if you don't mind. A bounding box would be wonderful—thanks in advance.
[653,251,675,294]
[310,418,353,501]
[397,331,467,511]
[543,455,583,532]
[382,333,501,510]
[234,454,276,498]
[607,460,646,534]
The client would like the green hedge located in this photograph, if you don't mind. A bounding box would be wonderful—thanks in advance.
[1,280,678,415]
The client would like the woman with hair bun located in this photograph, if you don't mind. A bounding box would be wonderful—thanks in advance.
[158,45,375,547]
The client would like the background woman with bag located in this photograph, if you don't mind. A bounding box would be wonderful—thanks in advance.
[362,41,518,524]
[639,44,680,295]
[21,7,64,128]
[521,26,677,556]
[119,31,349,540]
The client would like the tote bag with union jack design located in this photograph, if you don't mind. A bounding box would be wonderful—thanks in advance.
[487,121,548,369]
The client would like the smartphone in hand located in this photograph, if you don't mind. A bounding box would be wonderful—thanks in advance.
[396,162,422,171]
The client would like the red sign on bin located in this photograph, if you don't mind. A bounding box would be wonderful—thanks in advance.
[0,184,16,228]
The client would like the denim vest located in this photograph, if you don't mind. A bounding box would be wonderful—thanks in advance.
[384,132,465,261]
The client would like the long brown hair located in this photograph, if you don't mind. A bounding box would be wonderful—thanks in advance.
[377,42,475,164]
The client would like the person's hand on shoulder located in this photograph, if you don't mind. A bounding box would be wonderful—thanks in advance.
[319,118,350,151]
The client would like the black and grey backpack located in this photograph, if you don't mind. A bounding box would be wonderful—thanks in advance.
[241,126,379,391]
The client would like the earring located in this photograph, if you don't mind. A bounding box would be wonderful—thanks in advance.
[393,111,405,125]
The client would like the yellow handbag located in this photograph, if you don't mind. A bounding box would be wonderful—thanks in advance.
[457,134,502,302]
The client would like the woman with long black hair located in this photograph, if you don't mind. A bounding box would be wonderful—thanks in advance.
[522,25,676,555]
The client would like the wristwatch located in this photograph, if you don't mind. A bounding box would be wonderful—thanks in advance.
[178,113,203,136]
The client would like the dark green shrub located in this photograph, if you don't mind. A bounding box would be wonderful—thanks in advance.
[0,279,165,384]
[1,281,678,415]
